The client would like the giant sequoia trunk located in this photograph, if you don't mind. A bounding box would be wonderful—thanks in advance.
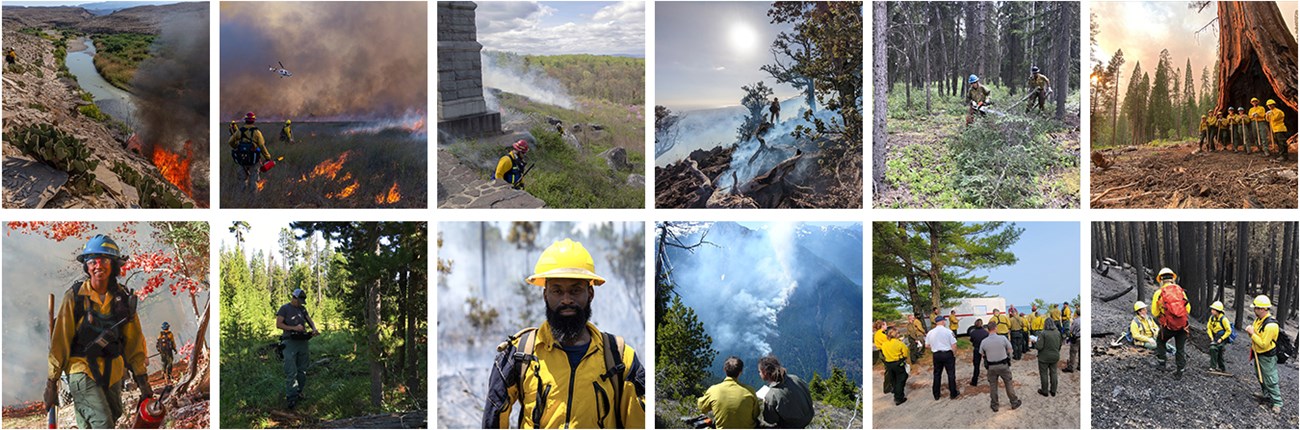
[1216,2,1297,144]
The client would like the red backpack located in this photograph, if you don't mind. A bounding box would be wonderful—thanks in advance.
[1157,283,1189,330]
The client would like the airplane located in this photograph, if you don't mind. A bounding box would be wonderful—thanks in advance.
[269,61,292,78]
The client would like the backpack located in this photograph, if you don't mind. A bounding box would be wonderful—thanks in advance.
[1156,284,1189,330]
[497,327,628,428]
[232,126,260,166]
[1263,317,1295,364]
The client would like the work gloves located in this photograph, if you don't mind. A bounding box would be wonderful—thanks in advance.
[135,375,154,399]
[44,378,58,408]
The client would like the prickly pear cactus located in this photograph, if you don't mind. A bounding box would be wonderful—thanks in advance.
[3,124,101,193]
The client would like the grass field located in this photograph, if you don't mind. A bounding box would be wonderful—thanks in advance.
[220,122,426,208]
[220,330,417,429]
[91,32,155,90]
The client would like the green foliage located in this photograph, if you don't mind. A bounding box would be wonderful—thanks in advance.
[950,116,1070,208]
[769,2,863,146]
[736,81,775,141]
[873,222,1021,318]
[882,142,968,208]
[27,102,47,112]
[465,297,499,330]
[111,161,192,208]
[78,103,110,122]
[806,366,860,409]
[488,125,641,208]
[90,32,155,90]
[515,53,645,105]
[656,295,717,400]
[3,124,101,194]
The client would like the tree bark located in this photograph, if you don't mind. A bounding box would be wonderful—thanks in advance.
[1216,1,1297,136]
[926,222,946,313]
[1132,223,1146,301]
[872,1,888,193]
[1234,222,1250,329]
[368,228,384,408]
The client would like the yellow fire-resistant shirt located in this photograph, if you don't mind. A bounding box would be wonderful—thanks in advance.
[698,377,760,429]
[1267,108,1287,133]
[1206,313,1232,343]
[1008,314,1024,331]
[992,314,1011,335]
[948,315,960,332]
[1199,117,1208,131]
[1032,314,1046,331]
[1250,313,1280,354]
[873,329,887,350]
[1131,315,1159,345]
[1249,106,1267,122]
[1028,73,1050,90]
[48,281,148,386]
[882,337,910,362]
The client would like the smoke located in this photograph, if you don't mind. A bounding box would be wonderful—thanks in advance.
[219,2,427,120]
[1,224,207,405]
[130,6,210,202]
[669,222,801,357]
[481,51,575,110]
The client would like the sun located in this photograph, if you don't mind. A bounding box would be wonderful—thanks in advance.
[728,21,759,56]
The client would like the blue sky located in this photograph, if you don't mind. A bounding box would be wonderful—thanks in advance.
[474,1,644,56]
[657,1,799,111]
[973,222,1081,306]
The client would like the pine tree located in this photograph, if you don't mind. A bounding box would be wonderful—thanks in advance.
[1183,59,1196,135]
[1147,50,1174,140]
[656,295,717,399]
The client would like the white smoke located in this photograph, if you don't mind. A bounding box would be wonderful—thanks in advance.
[669,222,802,358]
[481,52,576,110]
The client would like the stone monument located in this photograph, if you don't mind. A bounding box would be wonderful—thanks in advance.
[437,1,501,138]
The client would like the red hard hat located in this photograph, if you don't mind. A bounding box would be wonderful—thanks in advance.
[513,139,529,153]
[245,112,256,122]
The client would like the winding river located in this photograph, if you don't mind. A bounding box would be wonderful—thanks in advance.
[65,37,137,128]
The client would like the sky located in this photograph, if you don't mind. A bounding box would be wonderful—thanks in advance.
[3,1,195,5]
[1092,1,1298,105]
[657,1,799,111]
[970,222,1081,307]
[474,1,644,56]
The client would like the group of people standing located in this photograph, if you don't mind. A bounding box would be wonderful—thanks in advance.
[1127,268,1286,414]
[1198,98,1290,160]
[874,302,1081,412]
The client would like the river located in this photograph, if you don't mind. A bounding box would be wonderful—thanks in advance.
[65,37,137,128]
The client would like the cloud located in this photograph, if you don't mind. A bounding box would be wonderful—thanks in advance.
[474,1,644,56]
[713,66,726,71]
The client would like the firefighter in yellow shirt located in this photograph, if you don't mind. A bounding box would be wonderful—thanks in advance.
[1265,100,1289,160]
[45,235,152,429]
[1198,115,1210,151]
[1248,98,1269,156]
[1245,295,1282,413]
[495,140,530,189]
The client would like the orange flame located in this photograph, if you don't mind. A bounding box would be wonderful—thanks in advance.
[326,181,359,199]
[256,179,266,192]
[376,182,401,204]
[408,116,426,133]
[151,141,193,198]
[309,150,352,181]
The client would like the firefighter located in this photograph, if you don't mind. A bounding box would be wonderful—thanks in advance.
[966,75,991,125]
[156,322,177,383]
[279,119,294,145]
[1265,100,1289,160]
[494,140,529,189]
[275,288,318,409]
[1248,98,1269,156]
[1026,65,1051,114]
[46,235,151,429]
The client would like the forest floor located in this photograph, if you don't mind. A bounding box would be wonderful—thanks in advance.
[1090,140,1297,208]
[1091,265,1300,429]
[875,88,1080,209]
[3,357,209,428]
[219,331,423,429]
[869,338,1081,429]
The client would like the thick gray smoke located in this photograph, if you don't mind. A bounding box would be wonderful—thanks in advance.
[130,7,210,201]
[219,2,427,120]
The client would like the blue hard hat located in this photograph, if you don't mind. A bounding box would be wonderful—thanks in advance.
[162,322,170,330]
[292,288,307,300]
[76,234,122,262]
[968,74,979,84]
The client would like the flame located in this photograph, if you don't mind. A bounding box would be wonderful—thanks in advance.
[309,150,352,180]
[407,116,426,133]
[376,182,401,204]
[256,179,266,192]
[326,181,359,199]
[151,141,193,198]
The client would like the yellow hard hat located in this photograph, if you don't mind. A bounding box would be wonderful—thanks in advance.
[1134,301,1148,312]
[1251,97,1260,103]
[1253,295,1272,308]
[1266,99,1276,106]
[286,119,292,125]
[1211,301,1224,312]
[526,239,606,287]
[1157,267,1176,281]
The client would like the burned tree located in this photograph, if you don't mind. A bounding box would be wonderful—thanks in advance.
[1215,2,1297,142]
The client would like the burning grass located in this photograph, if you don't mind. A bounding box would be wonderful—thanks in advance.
[220,122,425,208]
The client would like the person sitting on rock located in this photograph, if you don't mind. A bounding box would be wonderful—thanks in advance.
[1129,301,1160,351]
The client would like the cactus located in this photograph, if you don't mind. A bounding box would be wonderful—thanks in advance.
[7,124,100,194]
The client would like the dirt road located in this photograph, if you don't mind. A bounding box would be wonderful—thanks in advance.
[872,342,1080,429]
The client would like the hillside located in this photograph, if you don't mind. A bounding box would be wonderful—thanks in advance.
[2,2,205,35]
[2,27,196,208]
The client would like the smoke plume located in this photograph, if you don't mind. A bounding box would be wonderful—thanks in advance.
[219,2,427,120]
[481,51,575,110]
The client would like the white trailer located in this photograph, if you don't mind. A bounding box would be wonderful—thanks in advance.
[942,297,1008,335]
